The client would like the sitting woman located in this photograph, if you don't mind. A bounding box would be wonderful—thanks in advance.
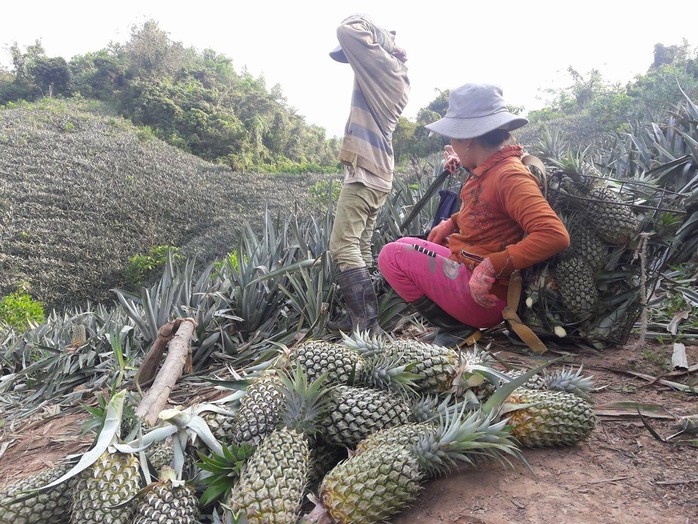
[378,83,570,345]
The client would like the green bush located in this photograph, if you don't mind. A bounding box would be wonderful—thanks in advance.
[0,291,45,331]
[125,245,183,287]
[308,178,342,209]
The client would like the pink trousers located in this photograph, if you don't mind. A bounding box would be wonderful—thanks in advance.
[377,237,505,328]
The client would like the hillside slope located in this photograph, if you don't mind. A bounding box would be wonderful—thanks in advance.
[0,99,328,310]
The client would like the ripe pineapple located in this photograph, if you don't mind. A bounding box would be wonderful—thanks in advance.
[0,460,76,524]
[504,389,597,447]
[71,450,142,524]
[552,255,598,321]
[133,466,199,524]
[314,409,521,523]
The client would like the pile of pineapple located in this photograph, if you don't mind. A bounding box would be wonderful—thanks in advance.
[518,156,662,348]
[0,333,597,524]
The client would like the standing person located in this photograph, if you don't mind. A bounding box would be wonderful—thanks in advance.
[326,15,410,335]
[378,83,570,345]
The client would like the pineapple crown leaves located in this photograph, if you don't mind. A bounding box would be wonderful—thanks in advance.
[278,364,333,436]
[192,401,240,422]
[412,394,480,424]
[157,406,224,455]
[340,328,392,357]
[482,359,557,416]
[359,351,423,393]
[542,365,594,401]
[117,405,226,461]
[413,405,524,478]
[196,442,255,507]
[449,344,510,396]
[32,389,128,495]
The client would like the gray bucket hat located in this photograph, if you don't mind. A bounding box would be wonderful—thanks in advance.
[425,83,528,139]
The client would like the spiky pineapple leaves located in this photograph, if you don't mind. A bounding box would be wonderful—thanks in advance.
[483,360,557,416]
[35,390,128,495]
[197,443,255,507]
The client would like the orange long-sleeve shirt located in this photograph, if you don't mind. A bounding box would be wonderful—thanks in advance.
[448,145,570,299]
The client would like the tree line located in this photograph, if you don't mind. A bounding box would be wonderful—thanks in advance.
[0,21,342,172]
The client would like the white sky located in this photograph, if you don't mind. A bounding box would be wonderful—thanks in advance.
[1,1,697,138]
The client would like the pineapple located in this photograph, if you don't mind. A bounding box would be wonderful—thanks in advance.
[307,443,348,491]
[354,422,437,454]
[227,366,331,523]
[290,339,362,384]
[312,409,521,523]
[288,339,416,391]
[71,450,142,524]
[568,218,609,272]
[146,440,175,472]
[198,406,237,443]
[503,389,597,447]
[232,373,285,446]
[133,466,199,524]
[342,332,500,397]
[552,255,598,321]
[550,160,639,247]
[226,426,311,523]
[0,460,76,524]
[582,186,640,245]
[321,384,414,447]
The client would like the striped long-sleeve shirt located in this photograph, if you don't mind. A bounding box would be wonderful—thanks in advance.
[335,16,410,192]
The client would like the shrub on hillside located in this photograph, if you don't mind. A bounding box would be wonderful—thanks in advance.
[0,291,45,331]
[125,245,183,288]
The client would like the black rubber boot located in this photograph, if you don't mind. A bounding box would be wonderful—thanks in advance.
[326,310,352,332]
[330,267,385,336]
[411,295,477,347]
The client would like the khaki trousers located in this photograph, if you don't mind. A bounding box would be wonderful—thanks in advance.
[329,182,389,272]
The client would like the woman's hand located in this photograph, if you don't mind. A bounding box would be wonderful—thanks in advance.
[444,145,462,174]
[427,219,456,246]
[469,258,498,308]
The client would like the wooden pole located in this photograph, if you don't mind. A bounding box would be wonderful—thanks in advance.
[135,317,197,425]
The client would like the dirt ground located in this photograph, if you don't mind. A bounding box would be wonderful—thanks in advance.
[0,338,696,524]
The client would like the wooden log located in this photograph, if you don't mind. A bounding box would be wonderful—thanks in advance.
[135,318,197,425]
[135,319,182,387]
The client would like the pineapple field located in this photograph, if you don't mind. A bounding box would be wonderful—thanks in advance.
[1,94,697,523]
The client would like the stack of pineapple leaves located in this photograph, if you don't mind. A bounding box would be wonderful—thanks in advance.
[0,329,600,523]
